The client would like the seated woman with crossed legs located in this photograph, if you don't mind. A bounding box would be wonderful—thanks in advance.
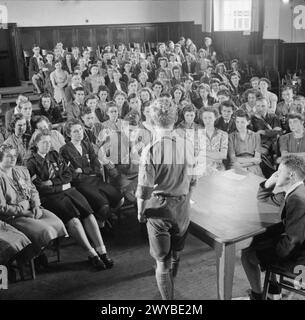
[27,130,113,270]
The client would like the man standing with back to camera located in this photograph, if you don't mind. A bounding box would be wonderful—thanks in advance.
[136,97,197,300]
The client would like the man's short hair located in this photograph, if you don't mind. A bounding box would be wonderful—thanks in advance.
[73,87,85,94]
[150,98,176,128]
[234,109,249,121]
[281,155,305,180]
[217,89,231,97]
[80,106,94,118]
[219,101,235,113]
[152,80,164,89]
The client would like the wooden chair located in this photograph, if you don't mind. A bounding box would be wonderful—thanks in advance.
[262,262,305,299]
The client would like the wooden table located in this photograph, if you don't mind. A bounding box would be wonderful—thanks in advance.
[189,170,281,300]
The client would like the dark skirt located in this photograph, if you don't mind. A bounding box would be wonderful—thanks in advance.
[41,187,93,224]
[73,175,122,213]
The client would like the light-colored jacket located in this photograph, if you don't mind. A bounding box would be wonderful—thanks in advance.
[0,166,41,220]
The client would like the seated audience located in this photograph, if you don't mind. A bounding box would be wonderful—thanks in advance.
[228,110,262,176]
[251,97,282,177]
[240,88,261,118]
[259,78,278,113]
[200,107,228,173]
[29,116,65,153]
[37,93,63,127]
[279,113,305,161]
[50,60,69,109]
[0,144,67,264]
[276,85,295,134]
[80,107,103,152]
[4,114,32,165]
[60,119,123,223]
[214,101,237,134]
[85,64,105,94]
[5,95,29,131]
[66,87,85,120]
[109,69,127,100]
[27,130,113,270]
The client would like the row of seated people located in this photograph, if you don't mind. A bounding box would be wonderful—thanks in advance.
[2,78,305,175]
[0,91,304,277]
[28,36,250,112]
[2,34,305,278]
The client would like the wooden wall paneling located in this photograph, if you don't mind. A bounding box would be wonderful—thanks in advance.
[112,27,127,45]
[128,26,144,44]
[39,28,55,50]
[168,22,180,43]
[76,27,91,49]
[157,24,169,42]
[95,26,110,47]
[58,28,74,48]
[90,28,96,48]
[263,40,280,72]
[296,45,305,71]
[144,25,157,43]
[181,22,193,40]
[19,28,37,51]
[280,44,296,74]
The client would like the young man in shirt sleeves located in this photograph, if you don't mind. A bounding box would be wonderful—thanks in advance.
[136,97,197,300]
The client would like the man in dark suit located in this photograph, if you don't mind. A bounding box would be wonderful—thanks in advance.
[241,155,305,300]
[181,53,196,77]
[29,45,44,94]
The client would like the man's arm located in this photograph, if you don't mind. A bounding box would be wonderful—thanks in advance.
[257,172,285,207]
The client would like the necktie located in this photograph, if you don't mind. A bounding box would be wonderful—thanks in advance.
[47,159,56,179]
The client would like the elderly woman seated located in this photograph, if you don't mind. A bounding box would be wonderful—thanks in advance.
[0,144,68,266]
[26,129,113,270]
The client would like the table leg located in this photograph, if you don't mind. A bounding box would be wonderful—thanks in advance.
[215,242,236,300]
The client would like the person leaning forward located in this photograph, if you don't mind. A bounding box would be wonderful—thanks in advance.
[136,97,197,300]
